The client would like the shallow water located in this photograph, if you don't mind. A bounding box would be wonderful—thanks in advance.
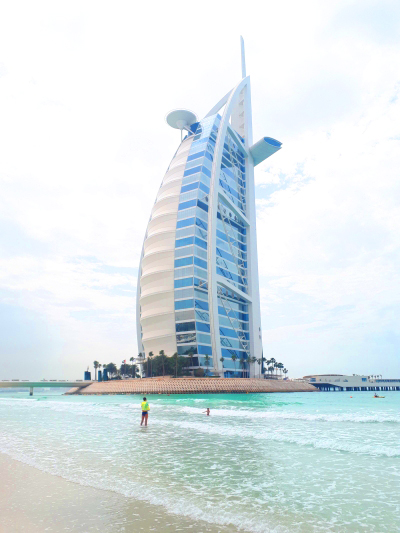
[1,390,399,532]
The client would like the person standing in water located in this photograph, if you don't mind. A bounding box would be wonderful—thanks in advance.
[203,408,210,416]
[141,397,150,426]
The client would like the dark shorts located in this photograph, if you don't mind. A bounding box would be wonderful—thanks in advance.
[142,411,148,416]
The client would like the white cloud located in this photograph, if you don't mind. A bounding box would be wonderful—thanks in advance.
[256,80,400,376]
[0,0,399,378]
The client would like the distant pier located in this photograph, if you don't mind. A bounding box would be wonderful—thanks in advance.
[0,381,93,396]
[303,374,400,392]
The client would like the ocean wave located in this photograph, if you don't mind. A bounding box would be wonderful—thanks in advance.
[0,398,140,417]
[0,397,37,403]
[156,419,400,458]
[177,406,400,424]
[2,396,399,425]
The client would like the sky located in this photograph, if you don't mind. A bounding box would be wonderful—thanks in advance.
[0,0,399,379]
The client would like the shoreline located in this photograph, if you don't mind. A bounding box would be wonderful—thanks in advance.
[0,451,241,533]
[2,390,398,532]
[67,377,317,395]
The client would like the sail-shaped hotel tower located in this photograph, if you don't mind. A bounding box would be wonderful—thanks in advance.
[136,39,281,377]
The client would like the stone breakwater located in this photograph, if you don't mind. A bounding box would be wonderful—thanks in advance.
[66,377,317,395]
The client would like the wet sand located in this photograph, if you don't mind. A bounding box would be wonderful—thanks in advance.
[0,452,241,533]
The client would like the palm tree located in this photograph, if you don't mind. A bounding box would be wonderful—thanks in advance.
[269,358,276,376]
[106,362,117,378]
[261,354,265,376]
[240,357,246,377]
[250,356,257,378]
[172,352,178,378]
[257,358,262,379]
[231,354,237,376]
[219,356,225,376]
[204,354,211,376]
[159,350,166,376]
[283,368,288,379]
[278,363,284,377]
[188,351,194,374]
[268,365,274,378]
[129,357,135,378]
[148,352,153,378]
[93,361,99,381]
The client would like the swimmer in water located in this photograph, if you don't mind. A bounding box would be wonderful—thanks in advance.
[203,408,210,416]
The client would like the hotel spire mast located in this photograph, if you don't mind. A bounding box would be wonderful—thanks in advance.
[241,35,246,78]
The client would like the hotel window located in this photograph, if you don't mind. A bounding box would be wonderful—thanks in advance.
[177,345,197,355]
[176,333,196,344]
[176,322,196,332]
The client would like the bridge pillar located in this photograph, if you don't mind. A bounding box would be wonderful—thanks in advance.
[30,387,33,396]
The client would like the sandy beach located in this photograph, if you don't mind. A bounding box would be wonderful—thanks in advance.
[0,452,240,533]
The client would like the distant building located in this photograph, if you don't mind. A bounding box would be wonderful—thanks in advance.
[304,374,400,391]
[136,39,281,377]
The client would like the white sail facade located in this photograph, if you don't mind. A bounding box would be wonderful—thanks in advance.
[136,40,281,377]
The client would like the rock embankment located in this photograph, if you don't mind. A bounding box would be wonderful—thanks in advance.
[66,377,317,395]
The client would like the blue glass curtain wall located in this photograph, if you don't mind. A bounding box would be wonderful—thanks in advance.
[173,115,219,365]
[172,114,251,376]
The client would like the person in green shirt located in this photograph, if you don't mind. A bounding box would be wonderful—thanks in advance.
[140,397,150,426]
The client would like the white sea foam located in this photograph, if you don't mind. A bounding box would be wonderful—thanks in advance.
[2,396,399,425]
[0,444,288,533]
[0,397,36,403]
[177,405,400,424]
[156,419,400,457]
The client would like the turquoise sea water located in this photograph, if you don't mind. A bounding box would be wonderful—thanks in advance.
[1,390,399,532]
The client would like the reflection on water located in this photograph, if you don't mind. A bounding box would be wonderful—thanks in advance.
[0,390,399,533]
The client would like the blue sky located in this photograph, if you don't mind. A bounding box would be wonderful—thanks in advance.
[0,0,399,379]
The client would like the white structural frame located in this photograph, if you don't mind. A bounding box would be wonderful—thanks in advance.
[206,69,263,377]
